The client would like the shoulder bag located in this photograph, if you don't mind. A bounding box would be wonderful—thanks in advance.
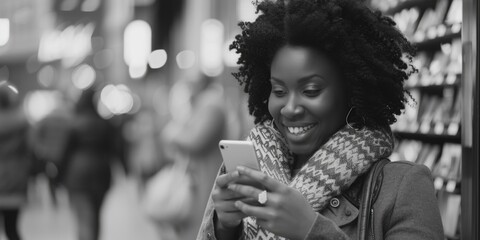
[358,158,391,240]
[142,155,193,225]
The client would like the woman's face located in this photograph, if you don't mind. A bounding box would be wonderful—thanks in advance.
[268,45,349,159]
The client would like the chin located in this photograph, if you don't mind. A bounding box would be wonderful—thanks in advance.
[288,143,316,157]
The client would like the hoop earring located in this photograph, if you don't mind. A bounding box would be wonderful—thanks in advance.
[346,107,365,131]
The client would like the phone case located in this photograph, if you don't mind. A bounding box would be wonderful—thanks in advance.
[219,140,260,172]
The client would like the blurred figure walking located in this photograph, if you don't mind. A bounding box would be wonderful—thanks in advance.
[59,88,116,240]
[160,74,226,240]
[0,82,31,240]
[28,94,74,207]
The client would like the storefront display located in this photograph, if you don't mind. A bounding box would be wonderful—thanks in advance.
[371,0,479,239]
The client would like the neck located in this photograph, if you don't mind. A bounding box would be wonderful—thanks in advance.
[294,154,309,169]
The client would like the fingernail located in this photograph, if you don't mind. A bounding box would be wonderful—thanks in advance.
[236,166,245,171]
[234,201,241,208]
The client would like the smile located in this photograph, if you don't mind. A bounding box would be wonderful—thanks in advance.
[286,124,315,135]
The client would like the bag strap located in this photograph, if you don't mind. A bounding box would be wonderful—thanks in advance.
[358,158,390,240]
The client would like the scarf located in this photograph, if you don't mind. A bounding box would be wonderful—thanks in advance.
[243,120,393,239]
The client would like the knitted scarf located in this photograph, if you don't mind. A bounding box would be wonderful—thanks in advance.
[243,120,393,239]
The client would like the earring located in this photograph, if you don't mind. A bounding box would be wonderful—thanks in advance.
[345,107,365,131]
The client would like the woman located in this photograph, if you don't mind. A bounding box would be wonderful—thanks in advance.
[0,83,30,240]
[197,0,443,239]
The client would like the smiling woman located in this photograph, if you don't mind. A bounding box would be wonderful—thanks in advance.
[196,0,444,239]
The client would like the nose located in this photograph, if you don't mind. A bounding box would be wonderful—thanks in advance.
[280,93,304,119]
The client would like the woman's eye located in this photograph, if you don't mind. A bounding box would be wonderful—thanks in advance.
[303,89,321,97]
[271,88,286,97]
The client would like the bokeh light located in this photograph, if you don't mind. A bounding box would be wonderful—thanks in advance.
[176,50,196,69]
[0,18,10,46]
[37,65,56,88]
[23,90,61,124]
[100,84,134,116]
[72,64,96,90]
[148,49,167,69]
[200,19,224,77]
[124,20,151,78]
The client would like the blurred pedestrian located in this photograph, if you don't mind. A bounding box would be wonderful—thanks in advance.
[28,95,74,206]
[160,74,227,240]
[0,82,30,240]
[59,87,116,240]
[124,109,163,185]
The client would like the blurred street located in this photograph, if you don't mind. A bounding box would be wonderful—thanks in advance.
[1,1,249,238]
[16,168,160,240]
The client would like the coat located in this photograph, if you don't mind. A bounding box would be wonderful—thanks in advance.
[196,161,444,240]
[61,110,115,198]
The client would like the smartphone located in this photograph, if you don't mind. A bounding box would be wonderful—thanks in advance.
[219,140,265,204]
[219,140,260,172]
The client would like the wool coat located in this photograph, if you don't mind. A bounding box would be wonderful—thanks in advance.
[196,161,444,240]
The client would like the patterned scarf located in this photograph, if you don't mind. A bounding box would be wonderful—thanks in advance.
[243,120,393,239]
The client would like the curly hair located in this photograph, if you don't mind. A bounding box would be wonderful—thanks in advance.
[230,0,416,127]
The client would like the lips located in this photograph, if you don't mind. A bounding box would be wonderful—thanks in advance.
[285,124,315,135]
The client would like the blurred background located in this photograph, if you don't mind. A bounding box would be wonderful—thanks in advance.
[0,0,479,240]
[0,0,257,240]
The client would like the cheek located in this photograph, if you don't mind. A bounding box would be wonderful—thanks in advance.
[268,95,282,118]
[308,93,347,125]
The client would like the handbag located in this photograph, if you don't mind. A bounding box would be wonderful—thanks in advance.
[142,156,193,224]
[358,158,391,240]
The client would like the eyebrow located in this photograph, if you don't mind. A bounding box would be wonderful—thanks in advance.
[270,74,327,84]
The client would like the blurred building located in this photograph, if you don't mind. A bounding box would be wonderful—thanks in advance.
[0,0,255,136]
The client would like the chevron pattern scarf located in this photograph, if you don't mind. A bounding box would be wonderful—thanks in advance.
[243,120,393,239]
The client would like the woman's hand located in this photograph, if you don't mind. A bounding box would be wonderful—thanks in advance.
[228,166,317,240]
[212,170,249,229]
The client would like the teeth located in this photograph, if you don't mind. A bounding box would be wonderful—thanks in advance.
[287,125,314,135]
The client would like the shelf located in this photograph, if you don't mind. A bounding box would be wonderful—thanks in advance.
[384,0,437,15]
[434,178,461,194]
[413,31,461,50]
[379,1,466,239]
[393,131,461,144]
[405,82,459,91]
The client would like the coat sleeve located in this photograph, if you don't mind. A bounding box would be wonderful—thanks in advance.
[196,186,219,240]
[197,164,242,240]
[384,164,444,240]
